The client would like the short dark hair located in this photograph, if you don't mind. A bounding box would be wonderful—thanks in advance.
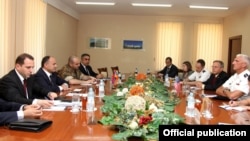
[197,59,205,67]
[165,57,172,62]
[183,61,192,71]
[41,56,51,67]
[81,53,90,59]
[15,53,34,65]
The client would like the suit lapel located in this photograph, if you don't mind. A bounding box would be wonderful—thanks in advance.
[12,70,27,98]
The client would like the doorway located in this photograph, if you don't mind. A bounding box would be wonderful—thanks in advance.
[227,35,242,76]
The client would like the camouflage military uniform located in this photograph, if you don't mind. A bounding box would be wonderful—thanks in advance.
[58,64,89,81]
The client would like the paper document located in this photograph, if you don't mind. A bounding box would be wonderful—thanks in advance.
[66,93,86,97]
[43,106,66,111]
[73,89,82,92]
[202,94,217,98]
[219,104,246,111]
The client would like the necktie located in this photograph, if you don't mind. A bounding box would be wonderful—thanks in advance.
[23,79,28,98]
[211,76,216,85]
[49,75,53,85]
[85,67,90,75]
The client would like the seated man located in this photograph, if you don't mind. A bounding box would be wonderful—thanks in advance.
[0,98,42,125]
[229,75,250,110]
[157,57,178,80]
[0,53,55,108]
[216,54,250,100]
[35,56,70,92]
[79,53,103,79]
[58,55,96,85]
[195,60,229,91]
[185,59,211,85]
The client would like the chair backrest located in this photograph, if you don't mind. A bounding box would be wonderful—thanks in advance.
[97,67,108,78]
[111,66,119,74]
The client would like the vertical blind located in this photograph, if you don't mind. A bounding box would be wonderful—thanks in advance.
[196,23,223,71]
[0,0,46,77]
[156,22,223,72]
[155,22,183,70]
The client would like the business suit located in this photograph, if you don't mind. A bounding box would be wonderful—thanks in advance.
[35,68,68,92]
[0,98,21,125]
[0,69,50,105]
[203,71,229,91]
[158,64,179,79]
[79,64,98,77]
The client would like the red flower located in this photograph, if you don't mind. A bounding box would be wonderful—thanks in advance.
[138,116,152,125]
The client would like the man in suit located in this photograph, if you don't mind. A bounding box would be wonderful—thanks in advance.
[216,54,250,100]
[195,60,229,91]
[157,57,179,79]
[35,56,69,92]
[0,98,42,125]
[79,53,103,79]
[0,53,56,108]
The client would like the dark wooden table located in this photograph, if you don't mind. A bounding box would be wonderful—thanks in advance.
[1,82,249,141]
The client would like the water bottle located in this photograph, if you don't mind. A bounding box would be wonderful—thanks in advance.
[164,74,170,87]
[87,87,95,111]
[134,68,138,76]
[98,79,105,97]
[146,69,151,75]
[185,92,195,117]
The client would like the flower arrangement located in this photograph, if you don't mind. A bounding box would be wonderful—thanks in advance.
[99,74,184,141]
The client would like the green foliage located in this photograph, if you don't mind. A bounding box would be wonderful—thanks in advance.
[99,75,184,141]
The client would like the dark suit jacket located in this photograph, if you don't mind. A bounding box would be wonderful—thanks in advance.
[0,69,50,104]
[79,64,98,77]
[158,64,179,79]
[203,71,229,91]
[35,68,68,92]
[0,98,21,125]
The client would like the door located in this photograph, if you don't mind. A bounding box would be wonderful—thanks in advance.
[227,35,242,76]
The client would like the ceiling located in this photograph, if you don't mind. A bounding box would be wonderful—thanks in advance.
[60,0,250,18]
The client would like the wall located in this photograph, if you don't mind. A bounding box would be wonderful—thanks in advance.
[77,14,222,75]
[45,4,78,69]
[223,6,250,69]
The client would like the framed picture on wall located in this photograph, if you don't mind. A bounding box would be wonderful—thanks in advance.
[123,40,143,49]
[89,37,111,49]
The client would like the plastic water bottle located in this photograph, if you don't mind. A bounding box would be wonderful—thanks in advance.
[87,87,95,111]
[164,74,170,87]
[134,68,138,76]
[185,92,195,117]
[98,79,105,97]
[146,69,151,75]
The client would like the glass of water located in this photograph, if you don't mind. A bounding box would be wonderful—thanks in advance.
[72,93,80,113]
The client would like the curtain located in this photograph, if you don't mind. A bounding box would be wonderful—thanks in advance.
[156,22,183,70]
[0,0,46,77]
[195,23,223,71]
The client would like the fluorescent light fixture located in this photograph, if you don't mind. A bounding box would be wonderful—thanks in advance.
[131,3,172,7]
[189,5,229,10]
[76,2,115,5]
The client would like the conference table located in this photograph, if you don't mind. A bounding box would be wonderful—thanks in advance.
[1,80,250,141]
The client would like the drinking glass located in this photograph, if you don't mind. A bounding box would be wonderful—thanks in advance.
[202,100,213,118]
[72,93,80,113]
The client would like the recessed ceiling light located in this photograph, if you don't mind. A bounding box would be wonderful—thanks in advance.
[189,5,229,10]
[76,2,115,5]
[131,3,172,7]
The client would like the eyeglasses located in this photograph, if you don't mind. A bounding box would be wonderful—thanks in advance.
[84,58,90,61]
